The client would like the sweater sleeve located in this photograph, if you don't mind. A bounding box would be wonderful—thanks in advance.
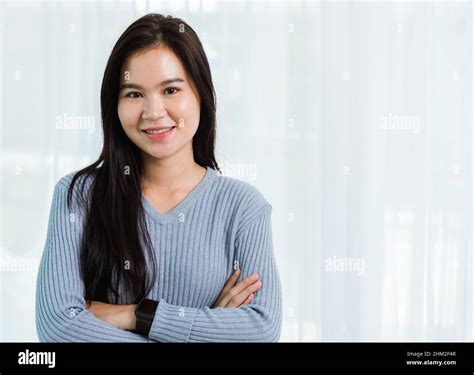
[147,203,283,342]
[35,179,151,342]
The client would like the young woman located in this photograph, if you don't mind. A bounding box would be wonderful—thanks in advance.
[36,13,282,342]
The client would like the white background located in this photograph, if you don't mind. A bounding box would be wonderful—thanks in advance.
[0,0,472,342]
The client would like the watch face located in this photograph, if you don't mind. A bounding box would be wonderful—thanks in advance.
[137,299,158,317]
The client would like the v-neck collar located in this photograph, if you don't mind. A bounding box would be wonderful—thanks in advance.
[141,166,218,225]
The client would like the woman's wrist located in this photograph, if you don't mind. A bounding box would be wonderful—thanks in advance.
[124,304,138,331]
[86,300,137,331]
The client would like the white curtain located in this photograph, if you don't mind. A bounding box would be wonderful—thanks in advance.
[0,0,472,342]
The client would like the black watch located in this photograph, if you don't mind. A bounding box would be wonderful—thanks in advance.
[134,298,159,337]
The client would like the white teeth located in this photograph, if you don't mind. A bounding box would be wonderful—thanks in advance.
[144,127,173,134]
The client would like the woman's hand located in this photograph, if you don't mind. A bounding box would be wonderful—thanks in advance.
[86,300,137,331]
[212,269,262,308]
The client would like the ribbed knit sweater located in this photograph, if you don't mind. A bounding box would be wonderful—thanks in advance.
[35,166,282,342]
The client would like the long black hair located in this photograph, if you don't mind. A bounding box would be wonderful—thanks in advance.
[67,13,220,304]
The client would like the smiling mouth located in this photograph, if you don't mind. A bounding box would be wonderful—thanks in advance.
[142,126,176,134]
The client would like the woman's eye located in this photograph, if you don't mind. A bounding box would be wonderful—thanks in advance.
[164,87,180,95]
[125,92,142,98]
[124,88,179,98]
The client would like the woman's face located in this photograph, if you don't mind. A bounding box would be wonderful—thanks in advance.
[117,46,201,161]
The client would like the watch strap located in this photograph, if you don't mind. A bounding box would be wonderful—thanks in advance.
[135,298,159,337]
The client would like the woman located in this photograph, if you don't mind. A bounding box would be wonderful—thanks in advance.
[35,13,282,342]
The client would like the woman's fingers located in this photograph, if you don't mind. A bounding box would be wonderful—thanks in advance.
[221,268,241,294]
[220,275,262,307]
[239,293,255,307]
[225,280,261,308]
[213,269,240,307]
[213,271,263,308]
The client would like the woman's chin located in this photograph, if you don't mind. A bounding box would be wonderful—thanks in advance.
[143,146,177,161]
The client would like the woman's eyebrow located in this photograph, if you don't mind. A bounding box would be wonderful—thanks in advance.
[119,78,185,91]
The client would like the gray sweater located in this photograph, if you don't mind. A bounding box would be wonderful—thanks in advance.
[35,166,282,342]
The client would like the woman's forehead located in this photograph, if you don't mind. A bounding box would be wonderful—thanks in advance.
[121,47,186,83]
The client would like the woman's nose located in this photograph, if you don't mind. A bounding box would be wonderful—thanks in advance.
[142,94,165,120]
